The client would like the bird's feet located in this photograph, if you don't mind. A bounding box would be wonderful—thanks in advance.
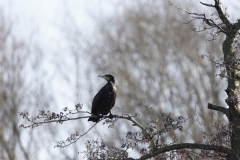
[109,113,116,119]
[97,114,103,120]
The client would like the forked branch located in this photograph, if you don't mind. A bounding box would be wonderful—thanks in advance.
[169,0,227,34]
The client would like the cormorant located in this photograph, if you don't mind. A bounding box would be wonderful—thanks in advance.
[88,74,117,122]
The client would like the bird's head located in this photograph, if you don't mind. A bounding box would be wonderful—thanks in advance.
[98,74,115,84]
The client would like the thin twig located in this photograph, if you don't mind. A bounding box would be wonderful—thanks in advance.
[55,122,98,148]
[169,0,226,33]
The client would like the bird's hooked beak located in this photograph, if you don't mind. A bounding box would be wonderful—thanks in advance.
[98,75,109,81]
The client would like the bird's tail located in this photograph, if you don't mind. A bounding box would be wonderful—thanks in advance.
[88,117,100,122]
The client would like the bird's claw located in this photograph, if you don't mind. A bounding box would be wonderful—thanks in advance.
[109,114,114,119]
[97,114,103,119]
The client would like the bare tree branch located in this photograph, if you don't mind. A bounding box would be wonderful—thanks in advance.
[200,2,215,8]
[208,103,229,119]
[169,0,227,34]
[134,143,234,160]
[55,123,98,148]
[213,0,231,26]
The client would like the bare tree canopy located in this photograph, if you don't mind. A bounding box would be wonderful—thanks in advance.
[86,0,226,144]
[0,9,55,160]
[18,0,240,159]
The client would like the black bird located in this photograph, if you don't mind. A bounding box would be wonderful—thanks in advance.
[88,74,117,122]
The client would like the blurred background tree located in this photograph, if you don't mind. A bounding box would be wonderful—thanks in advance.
[0,9,53,160]
[79,0,227,148]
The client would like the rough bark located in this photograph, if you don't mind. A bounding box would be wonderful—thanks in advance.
[214,0,240,158]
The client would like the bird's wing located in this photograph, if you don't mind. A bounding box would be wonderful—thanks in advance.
[91,86,104,114]
[110,91,116,109]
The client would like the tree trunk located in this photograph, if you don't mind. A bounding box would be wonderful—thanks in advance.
[223,33,240,159]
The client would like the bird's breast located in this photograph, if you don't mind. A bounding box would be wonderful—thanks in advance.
[113,85,117,91]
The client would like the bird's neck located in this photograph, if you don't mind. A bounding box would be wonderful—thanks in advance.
[108,81,115,85]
